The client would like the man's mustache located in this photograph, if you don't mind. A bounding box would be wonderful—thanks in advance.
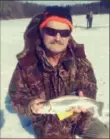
[50,41,64,45]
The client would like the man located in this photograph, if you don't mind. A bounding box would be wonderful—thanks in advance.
[8,6,108,139]
[86,11,93,28]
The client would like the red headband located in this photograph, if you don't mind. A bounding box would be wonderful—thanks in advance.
[40,16,73,30]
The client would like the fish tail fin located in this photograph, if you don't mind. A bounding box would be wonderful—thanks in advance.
[97,102,104,116]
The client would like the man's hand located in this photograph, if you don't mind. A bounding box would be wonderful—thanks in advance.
[67,91,88,113]
[29,98,45,114]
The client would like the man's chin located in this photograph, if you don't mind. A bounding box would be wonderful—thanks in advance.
[44,46,66,56]
[50,49,65,55]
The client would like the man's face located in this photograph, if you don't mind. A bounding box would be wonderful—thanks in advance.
[41,21,71,55]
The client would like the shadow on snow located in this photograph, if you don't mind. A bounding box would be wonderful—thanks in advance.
[5,94,35,136]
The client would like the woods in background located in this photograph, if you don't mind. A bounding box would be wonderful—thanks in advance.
[0,1,109,20]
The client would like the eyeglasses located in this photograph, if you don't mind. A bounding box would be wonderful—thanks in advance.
[43,27,71,37]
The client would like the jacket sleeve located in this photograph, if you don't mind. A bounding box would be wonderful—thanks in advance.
[76,57,97,99]
[69,57,98,135]
[8,63,38,118]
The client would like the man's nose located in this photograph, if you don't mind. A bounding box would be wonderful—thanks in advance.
[55,33,62,41]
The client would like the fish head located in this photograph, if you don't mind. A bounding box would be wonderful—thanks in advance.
[37,101,55,114]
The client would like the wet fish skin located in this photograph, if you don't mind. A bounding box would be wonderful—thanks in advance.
[37,95,104,117]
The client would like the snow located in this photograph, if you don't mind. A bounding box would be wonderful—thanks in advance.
[1,14,109,138]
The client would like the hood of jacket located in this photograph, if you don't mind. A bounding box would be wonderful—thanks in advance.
[16,13,86,70]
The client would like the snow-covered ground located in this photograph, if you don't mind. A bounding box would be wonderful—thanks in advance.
[1,14,109,138]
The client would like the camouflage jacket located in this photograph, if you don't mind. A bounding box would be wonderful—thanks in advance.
[8,14,97,139]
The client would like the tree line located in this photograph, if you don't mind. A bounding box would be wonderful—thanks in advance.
[0,1,109,20]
